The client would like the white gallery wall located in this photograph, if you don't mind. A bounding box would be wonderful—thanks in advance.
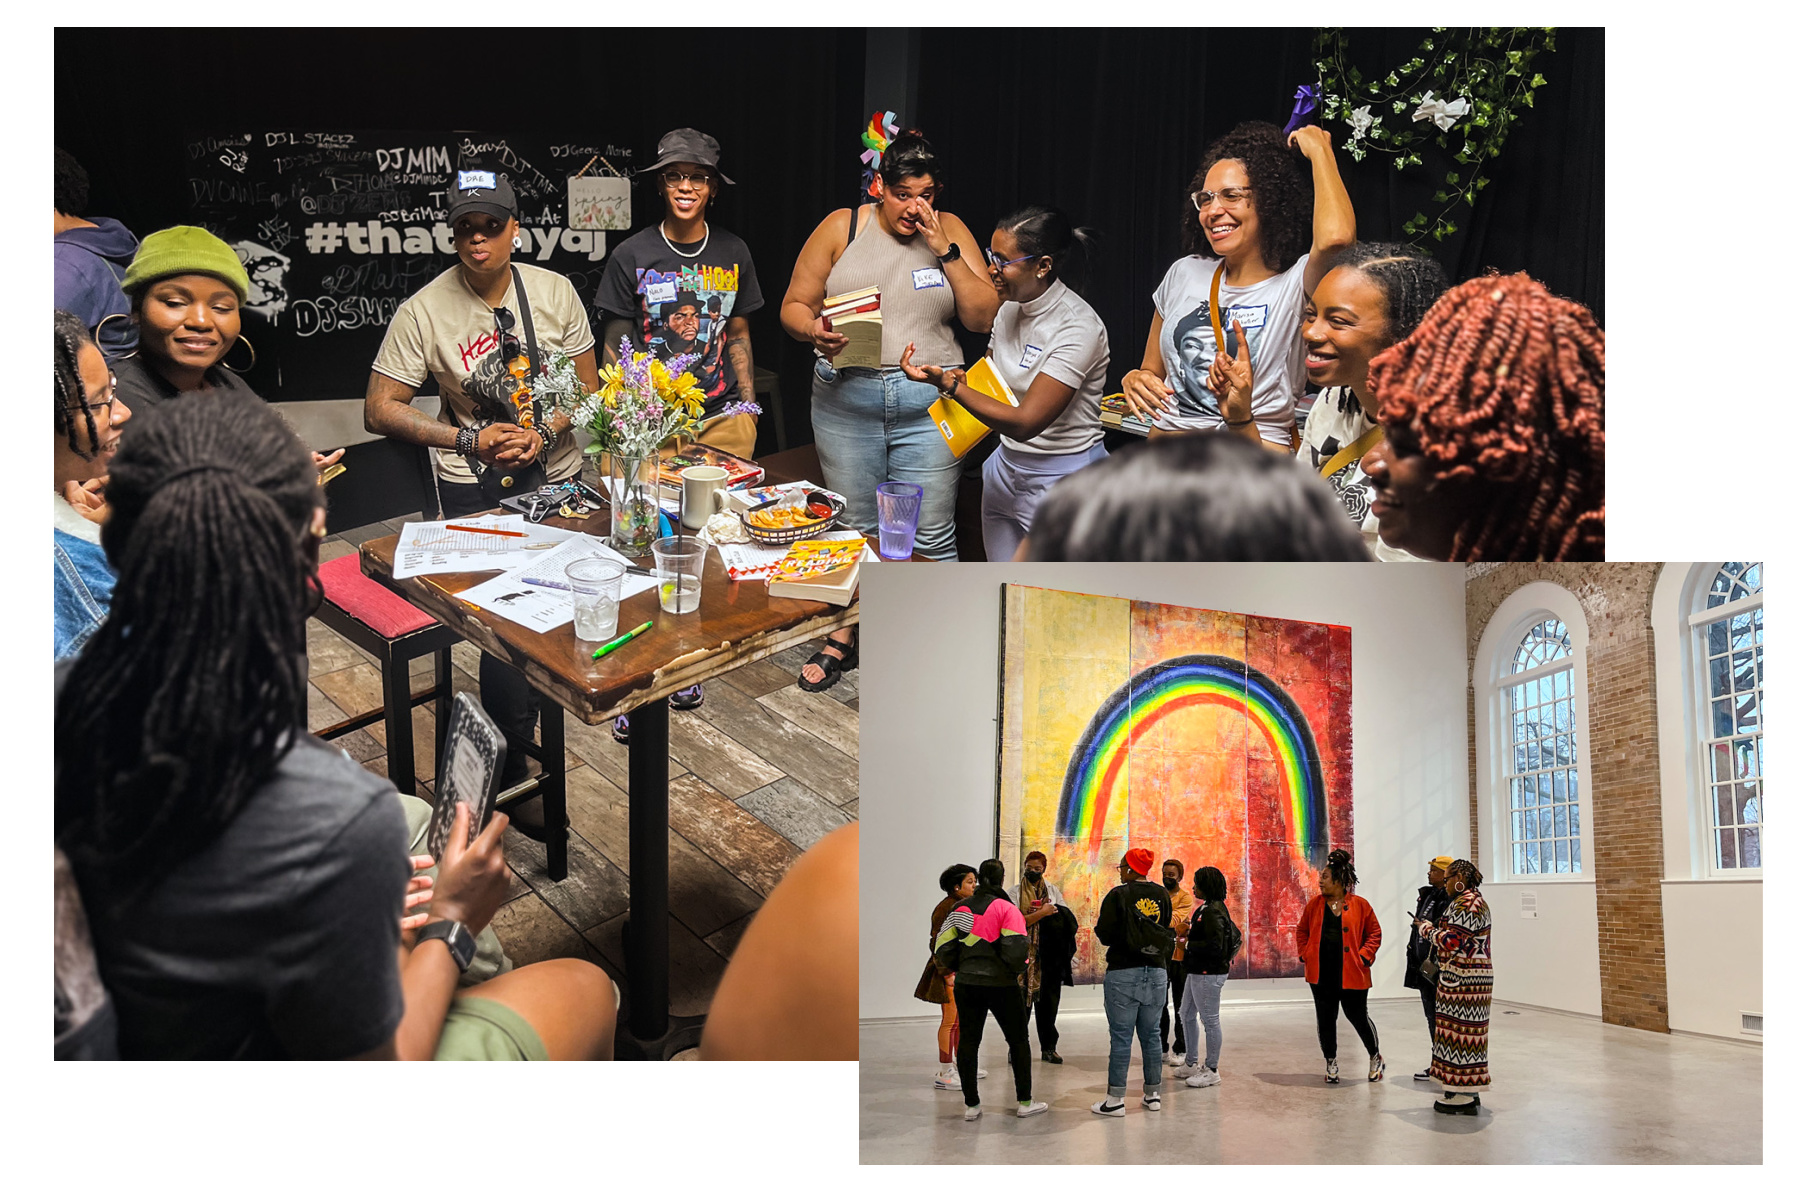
[859,561,1470,1021]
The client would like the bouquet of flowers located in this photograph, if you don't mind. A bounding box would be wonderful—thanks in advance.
[535,339,758,552]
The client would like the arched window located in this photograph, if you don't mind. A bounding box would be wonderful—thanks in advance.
[1691,562,1763,872]
[1497,617,1582,874]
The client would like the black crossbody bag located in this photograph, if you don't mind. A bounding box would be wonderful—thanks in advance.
[461,265,551,504]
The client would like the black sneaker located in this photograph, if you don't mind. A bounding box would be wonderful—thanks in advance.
[1041,1051,1062,1064]
[1435,1096,1481,1116]
[1325,1058,1340,1084]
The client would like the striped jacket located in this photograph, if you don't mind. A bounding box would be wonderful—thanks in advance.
[932,889,1029,987]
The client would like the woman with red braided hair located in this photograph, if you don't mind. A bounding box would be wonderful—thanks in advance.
[1357,272,1605,561]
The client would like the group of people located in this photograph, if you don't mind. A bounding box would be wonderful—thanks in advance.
[51,141,863,1060]
[919,847,1492,1119]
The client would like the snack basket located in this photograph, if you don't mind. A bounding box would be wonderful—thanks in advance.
[740,489,847,548]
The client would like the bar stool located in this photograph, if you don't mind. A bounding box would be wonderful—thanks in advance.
[313,553,460,795]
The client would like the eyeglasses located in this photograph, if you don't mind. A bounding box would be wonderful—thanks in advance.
[984,248,1036,270]
[662,170,713,188]
[66,375,121,417]
[1191,186,1254,212]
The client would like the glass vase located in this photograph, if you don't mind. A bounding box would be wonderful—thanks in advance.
[607,449,659,557]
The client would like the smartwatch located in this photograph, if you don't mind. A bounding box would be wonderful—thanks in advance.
[417,920,476,972]
[936,242,962,266]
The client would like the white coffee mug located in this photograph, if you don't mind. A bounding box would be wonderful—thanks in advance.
[679,464,731,530]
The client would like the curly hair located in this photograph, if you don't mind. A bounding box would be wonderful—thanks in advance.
[880,129,944,194]
[1194,866,1228,903]
[55,147,90,215]
[1367,272,1605,562]
[1181,121,1312,271]
[1322,848,1357,892]
[55,309,102,462]
[1322,242,1451,345]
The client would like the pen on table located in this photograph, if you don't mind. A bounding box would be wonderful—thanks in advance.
[523,566,653,590]
[446,524,529,537]
[593,620,654,659]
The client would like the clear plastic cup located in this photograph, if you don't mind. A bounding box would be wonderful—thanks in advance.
[566,556,627,641]
[875,481,925,560]
[651,536,706,614]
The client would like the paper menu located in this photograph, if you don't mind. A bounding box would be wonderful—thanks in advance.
[392,515,578,580]
[455,533,658,634]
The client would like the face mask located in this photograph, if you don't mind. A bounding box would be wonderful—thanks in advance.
[1024,869,1043,883]
[1163,877,1179,890]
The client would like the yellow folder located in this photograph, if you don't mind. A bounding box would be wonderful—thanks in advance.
[930,358,1018,458]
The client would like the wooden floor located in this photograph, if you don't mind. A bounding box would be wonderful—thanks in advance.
[312,517,859,1018]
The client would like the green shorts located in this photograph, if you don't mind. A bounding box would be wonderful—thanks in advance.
[433,996,548,1061]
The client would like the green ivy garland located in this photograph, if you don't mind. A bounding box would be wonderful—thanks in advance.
[1313,27,1556,245]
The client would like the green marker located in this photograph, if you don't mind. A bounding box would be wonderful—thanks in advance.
[592,619,654,659]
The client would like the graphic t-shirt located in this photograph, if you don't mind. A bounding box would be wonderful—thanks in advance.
[1300,385,1422,562]
[594,224,764,420]
[1152,253,1311,443]
[987,280,1110,457]
[371,264,596,485]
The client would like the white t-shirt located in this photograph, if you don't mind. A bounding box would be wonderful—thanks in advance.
[1300,385,1422,562]
[372,264,596,485]
[987,280,1110,456]
[1152,252,1310,443]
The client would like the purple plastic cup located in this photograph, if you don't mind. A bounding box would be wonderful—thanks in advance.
[875,481,925,561]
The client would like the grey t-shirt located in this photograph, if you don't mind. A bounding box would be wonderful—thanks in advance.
[67,722,410,1059]
[988,280,1110,456]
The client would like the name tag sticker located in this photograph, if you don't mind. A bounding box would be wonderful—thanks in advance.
[912,267,947,290]
[457,170,497,191]
[1225,303,1269,330]
[1019,344,1045,370]
[645,281,677,304]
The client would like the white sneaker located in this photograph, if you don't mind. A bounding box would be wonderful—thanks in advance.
[1326,1058,1340,1084]
[934,1069,959,1090]
[1172,1064,1202,1079]
[1163,1050,1181,1066]
[1091,1097,1126,1117]
[1186,1068,1221,1088]
[1016,1100,1049,1118]
[976,1067,989,1079]
[963,1105,981,1121]
[1143,1093,1163,1111]
[1368,1053,1385,1082]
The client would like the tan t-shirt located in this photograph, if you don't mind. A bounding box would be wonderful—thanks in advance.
[372,263,596,484]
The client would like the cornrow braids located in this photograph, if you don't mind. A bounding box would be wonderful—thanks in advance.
[1325,242,1451,344]
[1447,859,1483,891]
[55,309,102,461]
[1324,848,1358,891]
[1181,121,1313,271]
[54,396,323,900]
[1368,273,1605,562]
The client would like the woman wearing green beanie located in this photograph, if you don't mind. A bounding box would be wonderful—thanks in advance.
[114,226,341,473]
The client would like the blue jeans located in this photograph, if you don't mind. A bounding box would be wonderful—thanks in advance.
[1180,971,1227,1070]
[809,365,962,561]
[1102,965,1167,1096]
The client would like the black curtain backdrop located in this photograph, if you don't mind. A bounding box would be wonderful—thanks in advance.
[56,27,1600,452]
[916,27,1604,391]
[54,27,866,456]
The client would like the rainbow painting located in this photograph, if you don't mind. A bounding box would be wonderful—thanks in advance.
[997,585,1352,984]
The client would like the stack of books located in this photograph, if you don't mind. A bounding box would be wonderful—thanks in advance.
[821,286,882,369]
[767,538,874,605]
[1099,393,1152,437]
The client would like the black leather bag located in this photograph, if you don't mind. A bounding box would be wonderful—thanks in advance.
[470,265,550,504]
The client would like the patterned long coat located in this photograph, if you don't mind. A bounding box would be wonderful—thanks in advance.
[1424,888,1492,1089]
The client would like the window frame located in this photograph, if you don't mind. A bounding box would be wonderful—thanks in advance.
[1497,620,1585,877]
[1683,563,1764,880]
[1473,582,1596,885]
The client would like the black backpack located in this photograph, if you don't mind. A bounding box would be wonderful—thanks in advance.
[1120,886,1176,961]
[1220,907,1244,965]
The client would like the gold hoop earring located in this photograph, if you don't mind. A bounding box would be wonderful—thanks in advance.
[222,335,257,374]
[93,312,139,360]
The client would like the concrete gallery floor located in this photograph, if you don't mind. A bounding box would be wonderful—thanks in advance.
[310,520,859,1021]
[859,999,1761,1164]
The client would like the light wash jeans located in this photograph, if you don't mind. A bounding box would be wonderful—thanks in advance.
[1102,965,1167,1097]
[1180,971,1227,1070]
[979,441,1108,563]
[809,364,962,561]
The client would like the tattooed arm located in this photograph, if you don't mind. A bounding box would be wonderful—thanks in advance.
[364,371,458,449]
[725,316,755,402]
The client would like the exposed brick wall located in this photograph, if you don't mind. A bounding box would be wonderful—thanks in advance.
[1465,563,1670,1033]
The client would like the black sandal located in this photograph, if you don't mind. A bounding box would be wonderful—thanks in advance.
[797,630,858,693]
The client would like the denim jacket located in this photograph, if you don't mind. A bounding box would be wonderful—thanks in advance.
[54,528,114,660]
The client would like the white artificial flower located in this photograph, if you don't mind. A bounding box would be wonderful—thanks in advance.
[1348,105,1375,141]
[1411,90,1471,132]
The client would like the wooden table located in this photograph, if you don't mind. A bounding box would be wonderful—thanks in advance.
[358,445,864,1057]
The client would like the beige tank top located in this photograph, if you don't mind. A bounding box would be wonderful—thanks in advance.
[824,205,963,367]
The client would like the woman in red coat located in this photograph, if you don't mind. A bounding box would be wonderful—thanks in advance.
[1295,848,1384,1083]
